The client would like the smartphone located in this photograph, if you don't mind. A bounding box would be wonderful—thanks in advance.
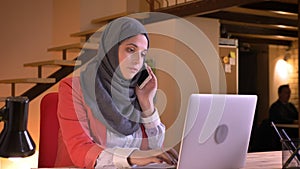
[137,63,152,89]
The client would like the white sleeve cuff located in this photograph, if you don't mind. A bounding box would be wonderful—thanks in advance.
[113,147,137,168]
[140,108,161,128]
[95,149,114,168]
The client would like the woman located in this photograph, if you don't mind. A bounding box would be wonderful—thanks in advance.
[55,17,176,168]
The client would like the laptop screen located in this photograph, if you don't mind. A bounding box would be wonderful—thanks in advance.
[177,94,257,169]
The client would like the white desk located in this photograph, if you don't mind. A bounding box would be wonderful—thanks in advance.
[243,151,282,169]
[36,151,283,169]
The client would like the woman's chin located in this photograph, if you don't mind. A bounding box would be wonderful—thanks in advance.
[123,74,135,80]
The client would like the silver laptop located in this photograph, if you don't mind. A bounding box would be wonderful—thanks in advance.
[133,94,257,169]
[177,94,257,169]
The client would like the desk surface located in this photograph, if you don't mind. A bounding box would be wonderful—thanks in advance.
[36,151,282,169]
[243,151,281,169]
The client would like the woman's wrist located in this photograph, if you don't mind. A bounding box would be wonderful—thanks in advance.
[142,108,155,118]
[140,100,154,117]
[141,105,155,118]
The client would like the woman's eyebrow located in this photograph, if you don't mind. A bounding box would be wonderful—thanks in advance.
[125,43,138,48]
[125,43,147,50]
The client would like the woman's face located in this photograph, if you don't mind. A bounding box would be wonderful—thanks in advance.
[118,34,148,80]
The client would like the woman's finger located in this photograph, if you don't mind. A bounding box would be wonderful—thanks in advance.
[157,153,172,165]
[167,148,179,164]
[146,65,156,79]
[156,149,177,165]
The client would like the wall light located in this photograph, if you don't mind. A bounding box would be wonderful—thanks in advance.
[275,59,292,81]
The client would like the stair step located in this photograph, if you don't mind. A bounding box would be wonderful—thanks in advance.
[0,78,56,84]
[0,78,56,96]
[47,43,82,52]
[91,12,128,24]
[0,97,6,102]
[48,42,98,52]
[70,28,99,38]
[24,60,81,67]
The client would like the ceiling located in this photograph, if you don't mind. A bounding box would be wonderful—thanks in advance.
[155,0,298,46]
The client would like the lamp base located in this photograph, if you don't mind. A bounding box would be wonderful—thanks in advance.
[0,130,36,157]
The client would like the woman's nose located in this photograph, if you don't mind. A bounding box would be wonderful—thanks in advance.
[132,52,143,64]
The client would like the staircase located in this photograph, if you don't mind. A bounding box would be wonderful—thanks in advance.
[0,0,200,101]
[0,12,127,101]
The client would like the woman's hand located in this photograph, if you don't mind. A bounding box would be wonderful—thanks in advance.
[128,148,178,167]
[135,65,157,117]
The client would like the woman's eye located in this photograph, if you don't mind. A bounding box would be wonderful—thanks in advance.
[126,47,135,53]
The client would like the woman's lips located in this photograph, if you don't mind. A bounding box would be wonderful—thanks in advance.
[128,67,139,73]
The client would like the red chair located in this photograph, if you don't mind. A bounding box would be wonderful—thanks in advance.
[38,92,59,168]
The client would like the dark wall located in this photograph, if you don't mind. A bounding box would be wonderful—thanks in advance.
[238,43,270,152]
[239,43,269,126]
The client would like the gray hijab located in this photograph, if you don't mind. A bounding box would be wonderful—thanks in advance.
[80,17,149,136]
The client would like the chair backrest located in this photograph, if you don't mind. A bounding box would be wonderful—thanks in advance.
[38,92,59,168]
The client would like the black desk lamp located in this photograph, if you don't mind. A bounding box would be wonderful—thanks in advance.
[0,96,35,157]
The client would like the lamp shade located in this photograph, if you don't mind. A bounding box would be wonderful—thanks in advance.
[0,96,35,157]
